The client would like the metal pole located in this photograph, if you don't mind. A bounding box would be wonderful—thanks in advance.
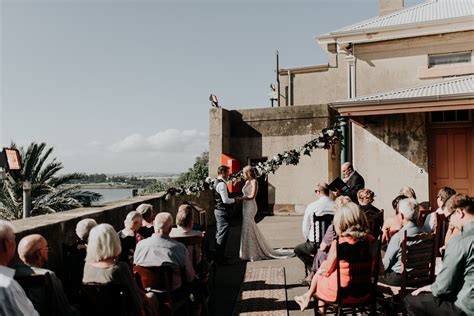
[23,181,32,219]
[276,50,280,107]
[338,116,348,168]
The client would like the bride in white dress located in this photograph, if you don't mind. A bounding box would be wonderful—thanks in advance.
[239,165,294,261]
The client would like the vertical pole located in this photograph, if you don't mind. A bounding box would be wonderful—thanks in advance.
[23,180,32,219]
[276,50,280,107]
[338,116,348,168]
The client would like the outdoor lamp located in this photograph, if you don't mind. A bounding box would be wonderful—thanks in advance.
[209,94,219,108]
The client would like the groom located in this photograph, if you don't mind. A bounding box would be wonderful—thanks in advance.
[213,165,236,264]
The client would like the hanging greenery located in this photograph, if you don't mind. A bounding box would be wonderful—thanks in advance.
[165,121,342,198]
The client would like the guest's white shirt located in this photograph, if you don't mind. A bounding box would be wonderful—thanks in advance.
[216,176,235,204]
[302,195,334,242]
[0,265,39,316]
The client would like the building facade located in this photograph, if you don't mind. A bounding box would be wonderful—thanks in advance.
[209,0,474,214]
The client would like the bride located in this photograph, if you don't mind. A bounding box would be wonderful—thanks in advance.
[238,165,294,261]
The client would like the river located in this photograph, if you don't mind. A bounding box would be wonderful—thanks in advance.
[87,188,143,205]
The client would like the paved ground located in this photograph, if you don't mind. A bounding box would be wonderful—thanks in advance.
[208,213,315,316]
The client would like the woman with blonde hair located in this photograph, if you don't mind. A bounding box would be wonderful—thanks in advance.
[358,189,383,238]
[294,202,373,311]
[83,224,151,315]
[118,211,143,265]
[238,165,294,261]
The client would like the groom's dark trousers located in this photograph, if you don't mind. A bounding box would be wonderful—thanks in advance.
[214,208,231,260]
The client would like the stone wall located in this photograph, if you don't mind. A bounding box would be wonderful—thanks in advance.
[11,191,215,279]
[209,105,340,213]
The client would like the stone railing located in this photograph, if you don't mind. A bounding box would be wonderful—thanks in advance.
[11,190,215,278]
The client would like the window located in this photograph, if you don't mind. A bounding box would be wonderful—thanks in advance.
[428,52,471,68]
[431,110,470,123]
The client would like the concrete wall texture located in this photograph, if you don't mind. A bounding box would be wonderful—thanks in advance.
[209,105,338,212]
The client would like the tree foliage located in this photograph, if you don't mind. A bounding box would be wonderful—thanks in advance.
[0,142,102,220]
[142,152,209,194]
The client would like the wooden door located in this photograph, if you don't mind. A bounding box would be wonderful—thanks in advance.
[429,127,473,206]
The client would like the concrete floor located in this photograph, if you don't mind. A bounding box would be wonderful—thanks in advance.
[208,213,315,316]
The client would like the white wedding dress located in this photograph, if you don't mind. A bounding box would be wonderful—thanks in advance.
[239,180,294,261]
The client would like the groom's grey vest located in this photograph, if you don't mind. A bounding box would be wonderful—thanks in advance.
[214,178,232,212]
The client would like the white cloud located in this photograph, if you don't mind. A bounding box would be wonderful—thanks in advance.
[109,129,208,153]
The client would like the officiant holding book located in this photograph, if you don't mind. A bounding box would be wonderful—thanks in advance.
[330,162,365,204]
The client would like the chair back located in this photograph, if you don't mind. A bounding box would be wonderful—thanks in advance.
[185,201,207,231]
[401,231,437,292]
[335,236,382,305]
[172,232,206,271]
[80,283,133,316]
[313,214,334,245]
[433,212,449,256]
[15,273,55,316]
[366,208,384,239]
[133,265,174,292]
[417,205,432,227]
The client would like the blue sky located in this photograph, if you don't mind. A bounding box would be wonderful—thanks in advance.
[1,0,424,174]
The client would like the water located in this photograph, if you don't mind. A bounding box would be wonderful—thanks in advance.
[87,188,141,205]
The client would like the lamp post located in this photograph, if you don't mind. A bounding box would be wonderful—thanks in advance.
[23,180,32,219]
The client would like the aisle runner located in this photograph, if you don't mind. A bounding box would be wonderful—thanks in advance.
[233,267,288,316]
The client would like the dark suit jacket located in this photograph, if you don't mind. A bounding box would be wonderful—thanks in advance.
[342,170,365,203]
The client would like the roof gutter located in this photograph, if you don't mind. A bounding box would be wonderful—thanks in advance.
[330,93,474,108]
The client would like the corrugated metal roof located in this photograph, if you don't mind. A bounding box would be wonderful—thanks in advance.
[334,75,474,104]
[332,0,473,34]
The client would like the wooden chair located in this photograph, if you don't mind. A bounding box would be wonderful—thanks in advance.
[133,265,191,316]
[417,204,432,227]
[172,232,207,278]
[433,212,449,256]
[307,214,334,276]
[367,209,384,239]
[185,201,207,231]
[313,236,382,315]
[378,231,437,314]
[80,282,135,316]
[15,272,56,316]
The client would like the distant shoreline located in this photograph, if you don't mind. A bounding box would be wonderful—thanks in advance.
[78,184,137,189]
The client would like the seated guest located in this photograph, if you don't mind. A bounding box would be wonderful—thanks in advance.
[423,187,456,232]
[309,196,351,280]
[136,204,156,238]
[399,186,417,199]
[64,218,97,303]
[381,198,426,286]
[15,234,78,315]
[134,212,195,291]
[439,195,461,254]
[381,195,407,244]
[404,194,473,316]
[294,202,373,311]
[357,188,383,238]
[118,211,143,265]
[0,220,38,316]
[295,182,334,277]
[83,224,152,315]
[170,204,205,271]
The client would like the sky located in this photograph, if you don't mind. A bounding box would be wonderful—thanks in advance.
[0,0,424,174]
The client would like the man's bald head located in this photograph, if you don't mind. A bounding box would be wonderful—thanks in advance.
[18,234,49,267]
[154,212,173,235]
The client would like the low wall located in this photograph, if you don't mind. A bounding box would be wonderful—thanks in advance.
[11,190,215,279]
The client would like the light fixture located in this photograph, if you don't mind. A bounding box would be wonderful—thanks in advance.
[209,94,219,107]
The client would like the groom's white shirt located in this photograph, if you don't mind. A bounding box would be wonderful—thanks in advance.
[216,176,235,204]
[302,195,334,242]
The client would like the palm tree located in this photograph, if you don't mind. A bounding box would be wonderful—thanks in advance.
[0,142,101,220]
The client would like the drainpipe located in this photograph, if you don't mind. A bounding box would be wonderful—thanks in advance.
[287,70,292,106]
[338,116,348,167]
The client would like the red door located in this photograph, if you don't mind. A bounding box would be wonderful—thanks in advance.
[429,127,473,206]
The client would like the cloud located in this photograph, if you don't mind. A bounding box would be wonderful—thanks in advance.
[109,129,208,153]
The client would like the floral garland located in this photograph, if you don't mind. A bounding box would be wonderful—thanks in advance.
[165,122,342,198]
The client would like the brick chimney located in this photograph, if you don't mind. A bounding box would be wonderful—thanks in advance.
[379,0,404,16]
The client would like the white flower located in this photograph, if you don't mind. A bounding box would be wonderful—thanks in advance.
[205,177,212,183]
[327,129,334,137]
